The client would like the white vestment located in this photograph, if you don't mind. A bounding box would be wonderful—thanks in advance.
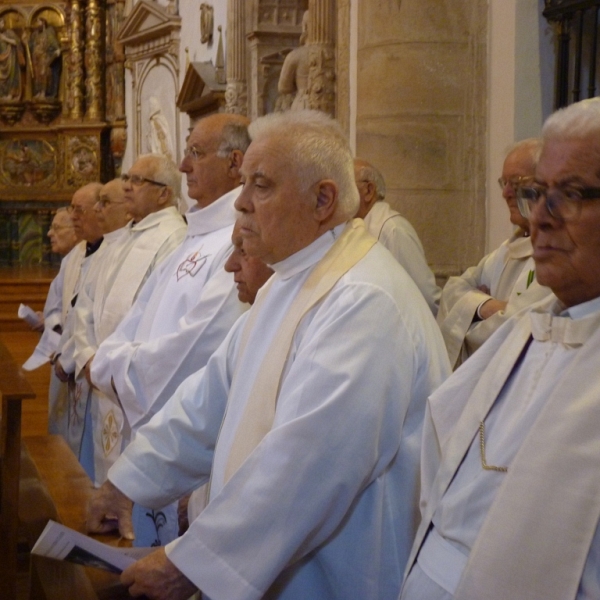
[109,223,451,600]
[401,295,600,600]
[72,207,186,485]
[363,202,441,315]
[48,241,95,447]
[91,187,246,434]
[437,230,552,368]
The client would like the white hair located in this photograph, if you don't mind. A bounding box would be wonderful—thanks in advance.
[542,98,600,142]
[355,160,386,201]
[248,110,359,220]
[138,153,181,204]
[505,138,542,167]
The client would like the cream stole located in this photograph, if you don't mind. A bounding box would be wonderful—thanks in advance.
[223,219,376,482]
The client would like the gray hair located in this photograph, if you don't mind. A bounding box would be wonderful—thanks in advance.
[138,153,181,204]
[248,110,359,220]
[355,161,386,201]
[505,137,543,167]
[542,97,600,141]
[216,122,251,157]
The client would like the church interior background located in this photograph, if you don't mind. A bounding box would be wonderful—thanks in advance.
[0,0,595,283]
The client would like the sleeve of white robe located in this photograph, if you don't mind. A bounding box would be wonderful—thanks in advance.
[109,281,442,599]
[91,261,245,429]
[378,216,441,315]
[436,243,507,366]
[43,265,65,332]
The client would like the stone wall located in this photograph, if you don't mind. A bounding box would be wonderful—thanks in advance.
[356,0,487,280]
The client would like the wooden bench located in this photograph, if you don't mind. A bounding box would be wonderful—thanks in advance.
[0,340,36,600]
[20,435,132,600]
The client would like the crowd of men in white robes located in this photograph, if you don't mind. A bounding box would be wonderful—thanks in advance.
[25,97,600,599]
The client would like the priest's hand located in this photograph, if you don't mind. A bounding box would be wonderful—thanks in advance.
[54,358,69,382]
[120,548,198,600]
[86,480,135,540]
[84,355,95,387]
[479,298,508,320]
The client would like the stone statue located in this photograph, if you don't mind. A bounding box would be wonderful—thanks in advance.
[28,18,62,100]
[0,18,25,101]
[146,96,175,162]
[200,3,214,44]
[277,10,310,111]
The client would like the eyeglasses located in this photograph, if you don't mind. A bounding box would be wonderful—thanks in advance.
[121,173,167,187]
[67,205,86,215]
[517,185,600,221]
[96,197,127,208]
[497,176,533,191]
[48,224,74,232]
[182,146,214,161]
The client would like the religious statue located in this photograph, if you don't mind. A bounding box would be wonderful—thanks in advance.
[146,96,175,163]
[0,18,25,101]
[27,18,62,101]
[200,4,213,44]
[277,11,310,111]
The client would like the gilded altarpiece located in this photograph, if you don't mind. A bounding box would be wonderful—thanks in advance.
[0,0,126,266]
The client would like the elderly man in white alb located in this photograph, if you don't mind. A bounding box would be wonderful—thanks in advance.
[400,97,600,600]
[69,154,185,487]
[86,110,450,600]
[354,158,441,315]
[23,208,80,367]
[51,183,104,452]
[436,139,552,369]
[86,114,251,546]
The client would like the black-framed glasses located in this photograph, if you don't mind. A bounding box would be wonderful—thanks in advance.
[517,185,600,221]
[497,175,533,191]
[121,173,167,187]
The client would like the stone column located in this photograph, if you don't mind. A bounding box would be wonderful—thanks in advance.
[225,0,248,115]
[69,0,85,119]
[306,0,335,116]
[85,0,105,121]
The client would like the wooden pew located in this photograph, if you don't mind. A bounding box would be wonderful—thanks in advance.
[0,340,36,600]
[20,435,132,600]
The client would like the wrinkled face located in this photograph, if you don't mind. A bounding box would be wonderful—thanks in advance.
[500,146,535,231]
[530,137,600,307]
[69,187,102,242]
[179,119,233,208]
[96,180,130,234]
[48,211,78,255]
[235,136,323,264]
[224,230,273,304]
[123,156,168,222]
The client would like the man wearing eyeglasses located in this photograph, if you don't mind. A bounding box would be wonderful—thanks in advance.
[399,97,600,600]
[436,138,552,369]
[83,114,250,546]
[58,154,185,486]
[50,183,104,452]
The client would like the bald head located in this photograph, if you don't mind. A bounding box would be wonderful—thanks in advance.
[180,113,251,208]
[70,183,104,243]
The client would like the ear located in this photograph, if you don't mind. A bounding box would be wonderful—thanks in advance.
[228,150,244,180]
[157,185,173,207]
[314,180,338,223]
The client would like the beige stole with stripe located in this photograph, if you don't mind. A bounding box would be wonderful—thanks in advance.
[223,219,376,483]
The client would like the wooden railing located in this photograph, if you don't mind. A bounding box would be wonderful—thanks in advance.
[0,340,36,600]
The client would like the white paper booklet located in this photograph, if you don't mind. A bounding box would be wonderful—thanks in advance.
[31,520,153,574]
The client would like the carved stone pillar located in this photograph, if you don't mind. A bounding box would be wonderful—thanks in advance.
[85,0,105,121]
[307,0,335,115]
[225,0,248,115]
[69,0,85,119]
